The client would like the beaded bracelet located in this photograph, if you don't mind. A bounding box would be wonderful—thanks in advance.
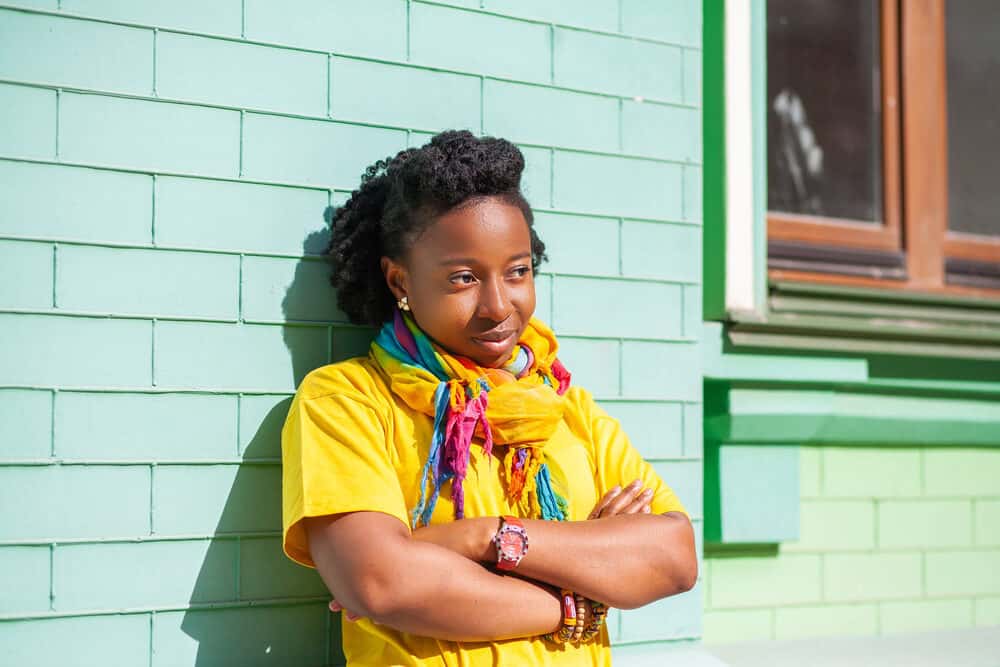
[542,591,607,645]
[580,600,608,642]
[542,589,577,644]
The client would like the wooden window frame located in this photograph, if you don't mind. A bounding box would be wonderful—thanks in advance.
[766,0,1000,299]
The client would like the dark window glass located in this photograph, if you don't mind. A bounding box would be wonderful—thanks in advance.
[946,0,1000,239]
[767,0,882,223]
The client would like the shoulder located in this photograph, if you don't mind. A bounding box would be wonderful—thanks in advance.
[562,385,612,424]
[294,356,391,412]
[560,384,617,447]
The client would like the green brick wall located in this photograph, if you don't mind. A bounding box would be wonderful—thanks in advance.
[702,445,1000,643]
[0,1,704,664]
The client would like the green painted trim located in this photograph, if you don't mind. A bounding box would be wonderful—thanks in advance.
[772,280,1000,310]
[728,281,1000,362]
[702,0,727,322]
[705,382,1000,446]
[728,329,1000,361]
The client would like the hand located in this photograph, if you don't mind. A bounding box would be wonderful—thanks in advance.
[410,517,497,563]
[328,598,364,622]
[587,479,653,519]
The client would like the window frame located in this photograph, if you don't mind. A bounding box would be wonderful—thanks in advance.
[765,0,1000,298]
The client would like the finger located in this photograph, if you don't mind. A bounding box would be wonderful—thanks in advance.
[588,485,622,519]
[345,611,362,622]
[620,488,654,514]
[601,479,644,517]
[328,600,343,613]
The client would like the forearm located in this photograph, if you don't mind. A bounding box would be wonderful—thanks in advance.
[440,512,697,609]
[370,538,561,641]
[516,512,698,608]
[306,513,561,642]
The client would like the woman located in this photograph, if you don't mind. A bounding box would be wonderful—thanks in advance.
[281,130,697,666]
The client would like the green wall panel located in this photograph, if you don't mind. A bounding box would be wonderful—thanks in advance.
[0,1,705,663]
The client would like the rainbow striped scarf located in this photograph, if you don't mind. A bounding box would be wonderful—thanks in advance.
[370,310,573,527]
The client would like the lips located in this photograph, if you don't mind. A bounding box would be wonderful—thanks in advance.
[473,329,516,343]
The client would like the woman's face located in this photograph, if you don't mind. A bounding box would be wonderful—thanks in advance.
[382,197,536,368]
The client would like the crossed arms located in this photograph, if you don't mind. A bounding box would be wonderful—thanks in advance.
[303,481,698,642]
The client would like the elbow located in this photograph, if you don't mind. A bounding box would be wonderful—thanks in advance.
[673,553,698,594]
[350,567,407,621]
[627,516,698,608]
[666,516,699,595]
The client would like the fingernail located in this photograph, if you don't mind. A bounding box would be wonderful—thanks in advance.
[629,479,641,488]
[643,489,654,497]
[643,506,651,513]
[610,485,621,493]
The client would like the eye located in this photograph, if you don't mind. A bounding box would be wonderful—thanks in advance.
[511,265,532,278]
[449,271,476,285]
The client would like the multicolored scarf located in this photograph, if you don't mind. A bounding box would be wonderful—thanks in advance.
[370,310,573,528]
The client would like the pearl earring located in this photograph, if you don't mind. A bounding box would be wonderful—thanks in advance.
[397,296,410,311]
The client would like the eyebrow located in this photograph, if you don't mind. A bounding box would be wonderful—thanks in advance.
[438,252,532,266]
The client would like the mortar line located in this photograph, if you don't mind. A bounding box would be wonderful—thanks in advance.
[240,0,246,38]
[236,393,243,457]
[150,174,157,245]
[51,243,58,308]
[49,389,57,457]
[548,24,555,84]
[48,543,55,610]
[326,54,333,118]
[149,463,156,534]
[148,611,155,667]
[53,88,61,160]
[237,254,245,323]
[150,318,157,386]
[0,4,697,62]
[238,110,245,177]
[617,0,624,33]
[406,0,412,61]
[152,29,158,97]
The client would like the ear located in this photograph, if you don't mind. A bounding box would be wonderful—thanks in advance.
[380,256,408,301]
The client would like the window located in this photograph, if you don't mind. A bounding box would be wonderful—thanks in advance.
[765,0,1000,296]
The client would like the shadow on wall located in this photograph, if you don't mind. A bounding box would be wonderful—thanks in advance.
[179,213,371,666]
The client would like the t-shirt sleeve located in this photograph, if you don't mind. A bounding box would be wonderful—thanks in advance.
[577,389,690,519]
[281,389,409,568]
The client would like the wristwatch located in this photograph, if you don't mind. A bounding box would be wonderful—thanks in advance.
[494,515,529,571]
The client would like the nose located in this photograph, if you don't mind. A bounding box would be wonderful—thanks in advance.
[477,275,512,323]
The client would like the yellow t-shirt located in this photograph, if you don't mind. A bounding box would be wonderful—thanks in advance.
[282,356,689,667]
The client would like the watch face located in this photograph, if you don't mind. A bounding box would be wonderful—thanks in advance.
[500,531,525,557]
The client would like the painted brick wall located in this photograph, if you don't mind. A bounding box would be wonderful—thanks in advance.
[702,445,1000,643]
[0,1,704,665]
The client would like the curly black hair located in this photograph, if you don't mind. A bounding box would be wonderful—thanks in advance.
[326,129,547,326]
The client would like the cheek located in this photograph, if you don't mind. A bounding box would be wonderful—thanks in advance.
[516,280,537,317]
